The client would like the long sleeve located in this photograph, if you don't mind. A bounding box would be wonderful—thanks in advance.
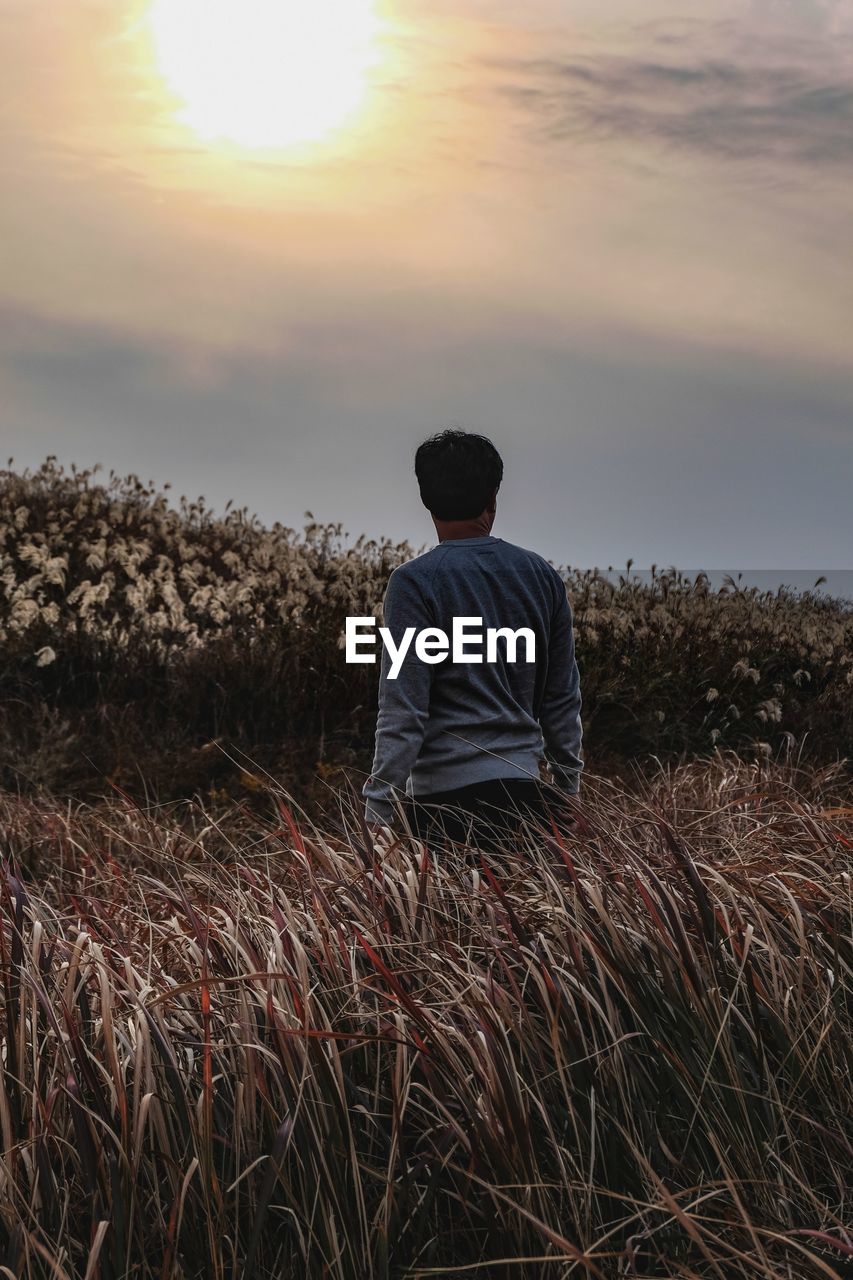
[362,568,435,826]
[539,580,584,794]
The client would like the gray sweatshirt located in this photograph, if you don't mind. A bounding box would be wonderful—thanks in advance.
[362,535,583,826]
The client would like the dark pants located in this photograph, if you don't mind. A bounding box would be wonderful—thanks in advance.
[404,777,554,852]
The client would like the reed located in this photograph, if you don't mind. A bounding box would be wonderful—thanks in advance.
[1,460,851,801]
[0,753,850,1277]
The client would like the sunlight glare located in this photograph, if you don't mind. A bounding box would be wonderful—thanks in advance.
[149,0,382,149]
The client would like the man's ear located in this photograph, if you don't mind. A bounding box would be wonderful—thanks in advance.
[486,488,498,514]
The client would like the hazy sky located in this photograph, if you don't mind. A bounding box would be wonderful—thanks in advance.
[1,0,852,569]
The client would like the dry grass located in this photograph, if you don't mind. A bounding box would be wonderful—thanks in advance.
[1,753,851,1278]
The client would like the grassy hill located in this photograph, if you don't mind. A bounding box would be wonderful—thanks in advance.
[1,460,852,1276]
[1,458,850,805]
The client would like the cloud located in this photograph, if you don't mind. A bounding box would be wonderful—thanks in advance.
[487,45,853,169]
[2,295,851,568]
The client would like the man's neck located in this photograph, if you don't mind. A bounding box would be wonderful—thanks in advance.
[433,511,495,542]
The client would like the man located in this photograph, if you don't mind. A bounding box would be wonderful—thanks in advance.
[363,429,583,847]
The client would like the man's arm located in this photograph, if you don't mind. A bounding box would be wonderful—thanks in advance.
[539,577,583,794]
[362,568,435,828]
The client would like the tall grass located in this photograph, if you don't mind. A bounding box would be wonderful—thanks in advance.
[1,754,851,1277]
[1,459,851,801]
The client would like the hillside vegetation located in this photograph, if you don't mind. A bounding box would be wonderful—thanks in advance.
[0,458,851,802]
[1,461,852,1278]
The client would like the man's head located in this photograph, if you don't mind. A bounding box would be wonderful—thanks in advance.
[414,429,504,522]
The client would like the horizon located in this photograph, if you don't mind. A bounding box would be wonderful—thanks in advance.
[5,452,851,604]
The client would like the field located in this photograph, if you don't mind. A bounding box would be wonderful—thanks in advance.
[1,460,852,1278]
[1,757,852,1278]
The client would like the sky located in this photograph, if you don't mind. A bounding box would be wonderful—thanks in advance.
[1,0,852,578]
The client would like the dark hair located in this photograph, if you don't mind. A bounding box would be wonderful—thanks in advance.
[414,429,503,520]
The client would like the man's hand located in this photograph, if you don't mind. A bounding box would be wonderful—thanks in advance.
[543,789,584,836]
[556,796,585,835]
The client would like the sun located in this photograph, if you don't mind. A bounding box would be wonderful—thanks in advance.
[149,0,382,149]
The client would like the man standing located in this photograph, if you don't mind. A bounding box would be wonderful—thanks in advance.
[363,429,583,846]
